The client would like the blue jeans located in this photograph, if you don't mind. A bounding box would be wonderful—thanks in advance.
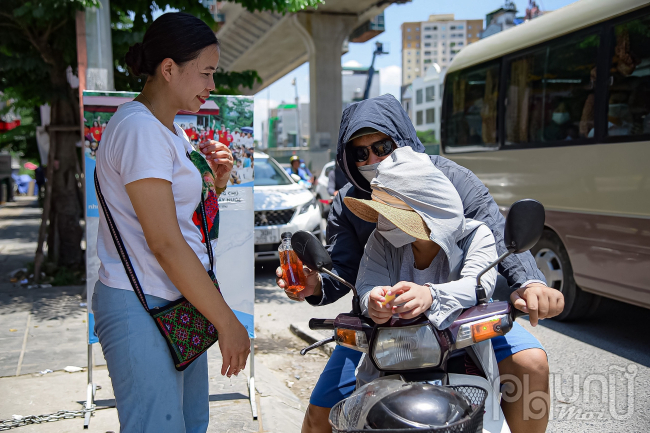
[309,322,544,408]
[92,281,209,432]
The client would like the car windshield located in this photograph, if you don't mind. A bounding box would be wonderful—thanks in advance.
[254,157,293,186]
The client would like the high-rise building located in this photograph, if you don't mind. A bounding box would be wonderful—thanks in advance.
[401,14,483,87]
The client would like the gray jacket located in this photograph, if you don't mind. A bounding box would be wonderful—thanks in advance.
[357,222,497,329]
[355,224,500,387]
[354,147,500,386]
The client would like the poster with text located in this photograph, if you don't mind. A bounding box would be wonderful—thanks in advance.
[83,91,255,344]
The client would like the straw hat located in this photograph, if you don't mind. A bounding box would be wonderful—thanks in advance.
[344,191,431,241]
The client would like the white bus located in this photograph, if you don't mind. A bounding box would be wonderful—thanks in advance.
[441,0,650,320]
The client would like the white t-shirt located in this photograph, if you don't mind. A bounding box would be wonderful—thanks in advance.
[96,101,212,301]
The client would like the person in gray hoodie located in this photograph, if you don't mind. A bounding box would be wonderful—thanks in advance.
[345,146,500,389]
[276,95,563,433]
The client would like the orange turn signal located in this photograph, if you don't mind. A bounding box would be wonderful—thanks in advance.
[470,317,506,343]
[336,328,357,346]
[335,328,368,352]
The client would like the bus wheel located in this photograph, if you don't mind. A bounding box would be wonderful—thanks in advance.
[531,230,599,321]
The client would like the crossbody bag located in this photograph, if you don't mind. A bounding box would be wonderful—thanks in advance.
[94,164,220,371]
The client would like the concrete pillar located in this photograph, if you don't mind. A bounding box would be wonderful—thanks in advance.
[293,13,358,153]
[85,0,114,90]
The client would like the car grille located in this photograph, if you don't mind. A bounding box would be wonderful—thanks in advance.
[255,209,295,226]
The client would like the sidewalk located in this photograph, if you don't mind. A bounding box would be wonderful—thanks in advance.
[0,350,299,432]
[0,197,306,432]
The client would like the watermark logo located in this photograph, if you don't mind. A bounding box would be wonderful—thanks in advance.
[551,364,637,422]
[491,363,638,422]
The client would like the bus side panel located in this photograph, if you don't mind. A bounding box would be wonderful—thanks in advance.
[444,141,650,309]
[545,210,650,309]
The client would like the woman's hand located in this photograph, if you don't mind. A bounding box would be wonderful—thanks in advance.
[368,287,394,324]
[199,140,233,187]
[390,281,433,319]
[217,318,251,377]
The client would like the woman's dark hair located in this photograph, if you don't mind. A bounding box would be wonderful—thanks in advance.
[125,12,219,77]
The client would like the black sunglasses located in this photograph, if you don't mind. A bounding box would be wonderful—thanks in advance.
[351,138,395,163]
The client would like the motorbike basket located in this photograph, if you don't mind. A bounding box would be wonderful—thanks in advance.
[329,385,488,433]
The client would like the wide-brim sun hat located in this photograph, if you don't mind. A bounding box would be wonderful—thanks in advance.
[344,194,431,241]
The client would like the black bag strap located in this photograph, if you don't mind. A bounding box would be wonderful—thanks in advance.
[94,152,214,312]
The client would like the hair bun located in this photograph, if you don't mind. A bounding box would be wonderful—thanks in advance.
[125,42,145,76]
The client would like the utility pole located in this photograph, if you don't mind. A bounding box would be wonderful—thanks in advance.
[292,77,301,147]
[85,0,114,90]
[363,41,389,100]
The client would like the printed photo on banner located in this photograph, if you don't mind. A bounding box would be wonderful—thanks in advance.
[174,97,254,187]
[82,91,256,339]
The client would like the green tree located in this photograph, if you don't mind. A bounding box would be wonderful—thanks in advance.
[0,0,322,272]
[1,0,96,271]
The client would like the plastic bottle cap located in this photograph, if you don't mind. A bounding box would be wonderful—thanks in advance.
[281,232,292,240]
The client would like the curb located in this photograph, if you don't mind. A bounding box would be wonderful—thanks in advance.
[289,323,334,356]
[254,359,305,433]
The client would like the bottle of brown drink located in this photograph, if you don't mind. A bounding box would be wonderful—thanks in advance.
[279,232,307,294]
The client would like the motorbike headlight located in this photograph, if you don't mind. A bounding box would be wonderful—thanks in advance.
[372,323,441,371]
[298,197,316,215]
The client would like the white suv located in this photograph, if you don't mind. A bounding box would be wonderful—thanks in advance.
[253,152,322,261]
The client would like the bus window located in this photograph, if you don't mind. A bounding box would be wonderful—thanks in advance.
[505,32,600,146]
[605,12,650,138]
[443,61,499,152]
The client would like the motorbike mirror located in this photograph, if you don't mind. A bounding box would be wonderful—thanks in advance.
[475,199,545,304]
[291,231,332,272]
[291,231,362,315]
[504,199,545,254]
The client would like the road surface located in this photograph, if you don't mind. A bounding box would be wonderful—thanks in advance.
[253,261,650,432]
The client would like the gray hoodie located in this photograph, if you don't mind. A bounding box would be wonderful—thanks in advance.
[354,147,498,329]
[354,148,500,387]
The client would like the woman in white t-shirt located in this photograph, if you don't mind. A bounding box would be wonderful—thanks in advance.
[92,12,249,432]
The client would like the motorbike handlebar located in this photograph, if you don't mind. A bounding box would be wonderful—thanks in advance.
[309,318,335,330]
[511,305,529,320]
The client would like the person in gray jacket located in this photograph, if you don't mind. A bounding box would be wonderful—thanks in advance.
[345,146,499,387]
[276,95,563,433]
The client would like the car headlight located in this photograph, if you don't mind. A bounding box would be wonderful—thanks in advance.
[371,323,441,371]
[298,197,316,215]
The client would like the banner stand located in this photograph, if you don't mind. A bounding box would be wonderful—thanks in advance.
[84,344,95,429]
[249,342,258,419]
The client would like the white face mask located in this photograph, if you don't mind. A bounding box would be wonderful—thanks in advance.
[358,162,380,183]
[552,112,570,125]
[377,215,417,248]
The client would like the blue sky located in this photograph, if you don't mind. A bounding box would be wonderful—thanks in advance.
[253,0,580,139]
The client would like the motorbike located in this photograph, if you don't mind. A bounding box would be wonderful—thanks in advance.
[290,199,546,433]
[289,172,313,190]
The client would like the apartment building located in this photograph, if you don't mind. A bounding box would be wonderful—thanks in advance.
[401,14,483,87]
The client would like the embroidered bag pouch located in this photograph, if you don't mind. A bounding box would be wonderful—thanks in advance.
[94,150,221,371]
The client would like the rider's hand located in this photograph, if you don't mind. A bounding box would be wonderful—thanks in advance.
[511,283,565,327]
[368,287,394,324]
[217,318,251,377]
[276,266,321,302]
[390,281,434,319]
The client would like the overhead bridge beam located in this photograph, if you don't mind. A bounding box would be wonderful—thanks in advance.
[216,0,410,153]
